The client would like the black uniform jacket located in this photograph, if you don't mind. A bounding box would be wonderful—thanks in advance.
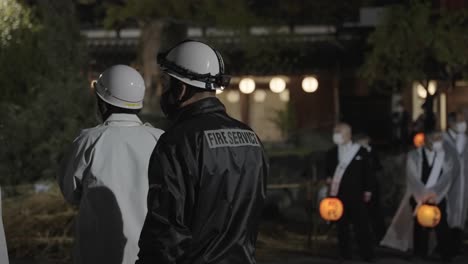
[137,97,268,264]
[325,146,373,204]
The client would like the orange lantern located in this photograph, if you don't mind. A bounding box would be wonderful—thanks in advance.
[413,133,425,148]
[319,197,344,221]
[416,204,441,228]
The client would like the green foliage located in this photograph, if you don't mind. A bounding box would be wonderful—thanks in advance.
[0,0,41,105]
[361,0,432,91]
[253,0,371,26]
[0,0,35,46]
[270,103,297,142]
[0,0,95,185]
[432,9,468,83]
[104,0,256,28]
[101,0,373,78]
[361,0,468,93]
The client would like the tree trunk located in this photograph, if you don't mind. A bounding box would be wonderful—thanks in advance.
[140,21,188,116]
[140,20,164,115]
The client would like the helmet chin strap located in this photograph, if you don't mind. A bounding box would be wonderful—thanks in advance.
[179,86,201,104]
[170,77,205,106]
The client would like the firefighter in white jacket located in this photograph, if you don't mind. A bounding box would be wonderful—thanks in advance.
[58,65,164,264]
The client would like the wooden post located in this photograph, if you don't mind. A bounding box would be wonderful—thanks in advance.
[333,66,341,122]
[240,93,250,125]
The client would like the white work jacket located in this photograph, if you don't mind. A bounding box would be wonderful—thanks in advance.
[58,114,164,264]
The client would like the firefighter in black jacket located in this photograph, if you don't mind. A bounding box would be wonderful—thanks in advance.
[136,40,268,264]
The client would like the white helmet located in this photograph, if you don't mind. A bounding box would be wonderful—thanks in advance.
[94,65,145,109]
[157,40,231,90]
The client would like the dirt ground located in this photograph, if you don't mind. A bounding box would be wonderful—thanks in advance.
[4,187,468,264]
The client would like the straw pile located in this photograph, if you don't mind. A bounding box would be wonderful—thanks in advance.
[2,184,75,263]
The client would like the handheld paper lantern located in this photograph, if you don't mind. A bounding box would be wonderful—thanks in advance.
[413,133,425,148]
[416,204,441,228]
[319,197,344,221]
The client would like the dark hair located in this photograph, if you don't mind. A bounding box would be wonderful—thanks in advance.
[425,128,441,137]
[106,104,140,115]
[353,132,369,141]
[448,112,457,125]
[97,97,140,121]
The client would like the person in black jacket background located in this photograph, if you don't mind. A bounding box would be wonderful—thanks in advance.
[355,133,385,244]
[325,123,375,262]
[136,40,268,264]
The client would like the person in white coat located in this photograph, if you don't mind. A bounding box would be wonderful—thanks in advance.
[58,65,164,264]
[443,111,468,256]
[0,188,9,264]
[380,130,457,262]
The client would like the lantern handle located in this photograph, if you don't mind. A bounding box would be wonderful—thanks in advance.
[413,201,422,216]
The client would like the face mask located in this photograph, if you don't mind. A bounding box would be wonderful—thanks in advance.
[160,74,186,120]
[432,141,443,152]
[456,122,467,134]
[333,133,344,145]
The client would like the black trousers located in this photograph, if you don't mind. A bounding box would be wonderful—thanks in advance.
[410,198,452,260]
[450,228,463,256]
[337,200,374,260]
[368,187,386,243]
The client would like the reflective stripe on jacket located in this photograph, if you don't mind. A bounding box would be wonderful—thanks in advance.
[137,98,268,264]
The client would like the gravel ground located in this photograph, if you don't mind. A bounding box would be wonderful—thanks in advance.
[258,247,468,264]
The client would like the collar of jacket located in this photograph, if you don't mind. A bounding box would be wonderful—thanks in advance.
[173,97,226,124]
[448,129,457,141]
[104,113,143,126]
